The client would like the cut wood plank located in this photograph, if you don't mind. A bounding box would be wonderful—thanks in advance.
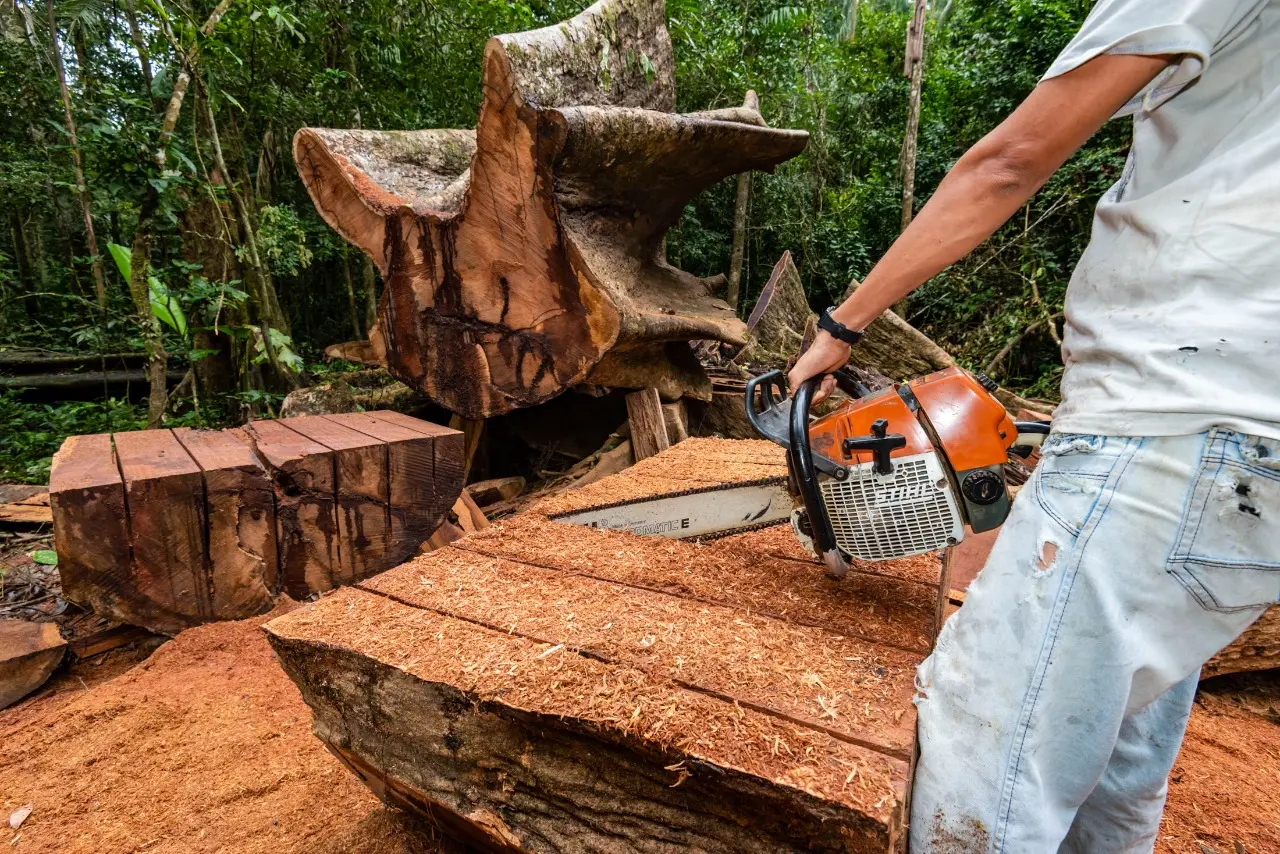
[280,415,391,585]
[172,428,279,616]
[460,514,938,654]
[49,434,135,628]
[242,421,340,599]
[451,492,489,535]
[364,547,920,758]
[533,436,786,517]
[323,412,462,564]
[0,503,53,526]
[267,587,910,854]
[626,388,670,461]
[67,624,154,659]
[113,429,211,633]
[0,620,67,709]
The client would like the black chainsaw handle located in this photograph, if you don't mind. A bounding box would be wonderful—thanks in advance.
[788,376,849,578]
[744,368,871,448]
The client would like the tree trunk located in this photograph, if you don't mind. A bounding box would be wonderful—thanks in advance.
[342,255,362,338]
[124,0,154,99]
[736,250,814,366]
[895,0,927,318]
[294,0,808,419]
[726,89,760,313]
[46,0,107,309]
[361,255,378,336]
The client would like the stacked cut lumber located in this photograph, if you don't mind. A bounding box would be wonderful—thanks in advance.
[266,437,947,853]
[49,411,462,635]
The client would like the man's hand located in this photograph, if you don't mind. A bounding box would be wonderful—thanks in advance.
[787,331,850,403]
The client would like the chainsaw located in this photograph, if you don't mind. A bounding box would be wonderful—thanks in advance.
[745,366,1049,577]
[550,366,1049,577]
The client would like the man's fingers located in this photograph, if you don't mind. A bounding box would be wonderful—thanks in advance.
[812,374,837,405]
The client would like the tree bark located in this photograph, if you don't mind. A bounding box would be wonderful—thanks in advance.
[294,0,808,418]
[895,0,927,317]
[726,89,759,313]
[46,0,107,309]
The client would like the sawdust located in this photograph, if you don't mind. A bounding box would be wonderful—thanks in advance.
[364,546,920,757]
[1159,679,1280,854]
[460,515,939,652]
[718,524,944,587]
[0,602,457,854]
[266,588,910,822]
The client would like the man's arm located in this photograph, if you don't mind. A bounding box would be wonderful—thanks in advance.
[788,52,1174,397]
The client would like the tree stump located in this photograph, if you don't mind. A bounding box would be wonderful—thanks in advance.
[293,0,809,418]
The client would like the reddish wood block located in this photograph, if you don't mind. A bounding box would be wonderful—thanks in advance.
[173,427,278,616]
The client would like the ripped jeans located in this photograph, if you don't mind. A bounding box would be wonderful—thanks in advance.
[910,429,1280,853]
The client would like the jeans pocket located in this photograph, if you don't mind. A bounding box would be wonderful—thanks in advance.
[1166,431,1280,613]
[1033,434,1124,537]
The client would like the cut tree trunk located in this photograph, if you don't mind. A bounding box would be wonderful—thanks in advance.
[51,413,462,634]
[293,0,808,418]
[736,249,814,366]
[266,436,951,852]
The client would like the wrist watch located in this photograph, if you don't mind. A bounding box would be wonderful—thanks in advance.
[817,306,863,345]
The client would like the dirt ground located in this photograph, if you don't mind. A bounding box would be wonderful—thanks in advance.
[2,603,1278,853]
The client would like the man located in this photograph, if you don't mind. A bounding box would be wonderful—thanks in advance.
[787,1,1280,851]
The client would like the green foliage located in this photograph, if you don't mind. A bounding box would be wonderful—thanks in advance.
[0,392,147,483]
[0,0,1120,472]
[253,204,313,277]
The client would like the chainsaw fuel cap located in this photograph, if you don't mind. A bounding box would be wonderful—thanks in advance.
[961,469,1005,505]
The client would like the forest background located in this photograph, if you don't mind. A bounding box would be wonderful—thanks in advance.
[0,0,1123,482]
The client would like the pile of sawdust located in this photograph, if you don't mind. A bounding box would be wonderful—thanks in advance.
[0,603,457,854]
[1159,678,1280,853]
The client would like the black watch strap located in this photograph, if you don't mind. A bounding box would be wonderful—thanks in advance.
[817,307,863,345]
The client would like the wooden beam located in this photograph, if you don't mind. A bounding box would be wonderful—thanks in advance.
[625,388,669,461]
[113,429,211,632]
[173,428,278,616]
[242,420,340,599]
[281,415,391,585]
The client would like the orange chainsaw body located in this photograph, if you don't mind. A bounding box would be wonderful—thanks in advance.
[809,367,1018,476]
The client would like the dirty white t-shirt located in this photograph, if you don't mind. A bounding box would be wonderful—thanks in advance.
[1044,0,1280,440]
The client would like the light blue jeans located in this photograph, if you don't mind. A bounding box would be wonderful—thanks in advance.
[910,429,1280,853]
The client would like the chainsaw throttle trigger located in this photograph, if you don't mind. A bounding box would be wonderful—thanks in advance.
[841,418,907,475]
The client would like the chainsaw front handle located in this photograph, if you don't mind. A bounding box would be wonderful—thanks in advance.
[788,377,851,579]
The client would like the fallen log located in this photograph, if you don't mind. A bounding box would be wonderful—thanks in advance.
[294,0,808,418]
[736,249,814,367]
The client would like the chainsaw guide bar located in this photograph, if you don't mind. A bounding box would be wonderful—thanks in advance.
[547,478,792,541]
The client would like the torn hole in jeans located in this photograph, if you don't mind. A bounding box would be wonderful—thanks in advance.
[1042,434,1105,457]
[1034,538,1060,577]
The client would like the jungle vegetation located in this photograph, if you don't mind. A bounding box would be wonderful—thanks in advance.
[0,0,1120,481]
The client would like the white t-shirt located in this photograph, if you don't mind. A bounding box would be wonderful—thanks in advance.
[1044,0,1280,440]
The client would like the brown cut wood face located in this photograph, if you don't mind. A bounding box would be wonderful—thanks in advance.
[113,429,211,632]
[266,586,910,854]
[322,412,460,565]
[48,434,133,626]
[279,415,390,585]
[172,428,278,616]
[242,421,339,598]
